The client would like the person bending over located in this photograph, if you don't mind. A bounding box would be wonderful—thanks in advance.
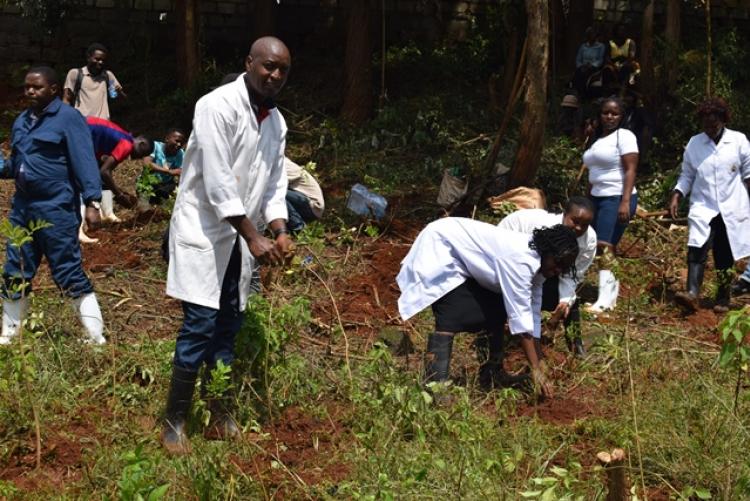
[499,196,596,357]
[397,218,579,398]
[137,128,186,207]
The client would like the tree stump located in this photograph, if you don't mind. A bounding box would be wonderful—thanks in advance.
[597,448,629,501]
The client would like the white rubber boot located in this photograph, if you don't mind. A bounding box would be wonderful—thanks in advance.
[79,204,100,244]
[74,293,106,345]
[1,297,29,345]
[101,190,121,223]
[587,270,619,312]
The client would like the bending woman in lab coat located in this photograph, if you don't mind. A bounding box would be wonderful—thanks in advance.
[670,97,750,313]
[397,220,580,398]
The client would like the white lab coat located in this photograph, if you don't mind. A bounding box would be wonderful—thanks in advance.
[674,128,750,260]
[166,75,288,309]
[397,218,545,337]
[498,209,597,305]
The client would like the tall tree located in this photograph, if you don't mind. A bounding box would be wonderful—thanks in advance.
[640,0,655,106]
[508,0,549,188]
[340,0,373,124]
[664,0,681,94]
[175,0,200,87]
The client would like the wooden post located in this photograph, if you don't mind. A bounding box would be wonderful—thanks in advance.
[597,448,629,501]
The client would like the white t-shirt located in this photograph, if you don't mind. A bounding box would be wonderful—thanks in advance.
[583,128,638,197]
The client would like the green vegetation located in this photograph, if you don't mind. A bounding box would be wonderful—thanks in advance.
[2,8,750,500]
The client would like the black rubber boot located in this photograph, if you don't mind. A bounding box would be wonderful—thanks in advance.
[564,307,586,358]
[202,365,242,441]
[476,331,529,391]
[161,365,198,455]
[423,333,453,383]
[713,272,732,313]
[675,261,705,313]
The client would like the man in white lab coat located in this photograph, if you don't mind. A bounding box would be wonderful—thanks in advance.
[499,196,597,357]
[161,37,292,455]
[669,97,750,313]
[397,219,579,398]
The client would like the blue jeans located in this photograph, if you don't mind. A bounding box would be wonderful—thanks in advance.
[173,239,243,371]
[286,189,318,232]
[590,193,638,246]
[3,195,93,299]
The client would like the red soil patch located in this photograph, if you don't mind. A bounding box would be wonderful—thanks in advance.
[232,405,350,494]
[516,386,605,425]
[336,237,410,334]
[0,410,101,493]
[82,227,147,272]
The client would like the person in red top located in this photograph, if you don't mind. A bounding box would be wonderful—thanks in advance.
[82,117,152,236]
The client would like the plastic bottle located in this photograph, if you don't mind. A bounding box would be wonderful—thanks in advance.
[346,183,388,220]
[108,83,118,99]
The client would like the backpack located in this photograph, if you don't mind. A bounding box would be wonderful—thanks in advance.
[72,67,112,106]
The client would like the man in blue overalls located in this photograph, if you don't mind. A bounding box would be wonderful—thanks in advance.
[0,66,106,345]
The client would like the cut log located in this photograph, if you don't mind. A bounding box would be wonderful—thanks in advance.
[597,448,629,501]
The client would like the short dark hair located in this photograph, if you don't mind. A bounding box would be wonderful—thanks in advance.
[86,42,108,57]
[697,96,730,123]
[133,136,155,158]
[165,128,186,138]
[529,224,579,276]
[27,66,59,86]
[565,196,595,216]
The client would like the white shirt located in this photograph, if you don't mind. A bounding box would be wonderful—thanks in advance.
[498,209,597,305]
[167,75,288,309]
[285,157,325,218]
[397,218,545,338]
[674,128,750,259]
[583,128,639,197]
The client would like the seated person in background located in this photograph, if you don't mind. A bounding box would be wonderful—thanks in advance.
[604,24,639,89]
[498,197,597,358]
[285,157,324,232]
[573,27,605,98]
[88,116,153,220]
[137,128,186,207]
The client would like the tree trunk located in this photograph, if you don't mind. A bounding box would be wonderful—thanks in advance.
[492,25,521,112]
[340,0,373,124]
[549,0,566,75]
[565,0,594,72]
[175,0,199,88]
[705,0,712,97]
[664,0,681,94]
[640,0,655,106]
[508,0,549,189]
[252,0,276,39]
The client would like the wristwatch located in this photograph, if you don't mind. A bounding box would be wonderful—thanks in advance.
[86,200,102,210]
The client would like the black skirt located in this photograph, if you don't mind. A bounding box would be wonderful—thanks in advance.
[431,278,507,333]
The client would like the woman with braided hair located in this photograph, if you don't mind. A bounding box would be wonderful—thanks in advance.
[397,218,579,398]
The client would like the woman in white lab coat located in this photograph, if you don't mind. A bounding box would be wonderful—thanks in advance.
[397,219,579,398]
[669,97,750,312]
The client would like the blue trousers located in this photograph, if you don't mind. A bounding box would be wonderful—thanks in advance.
[286,189,318,232]
[3,195,93,299]
[590,193,638,246]
[173,239,243,371]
